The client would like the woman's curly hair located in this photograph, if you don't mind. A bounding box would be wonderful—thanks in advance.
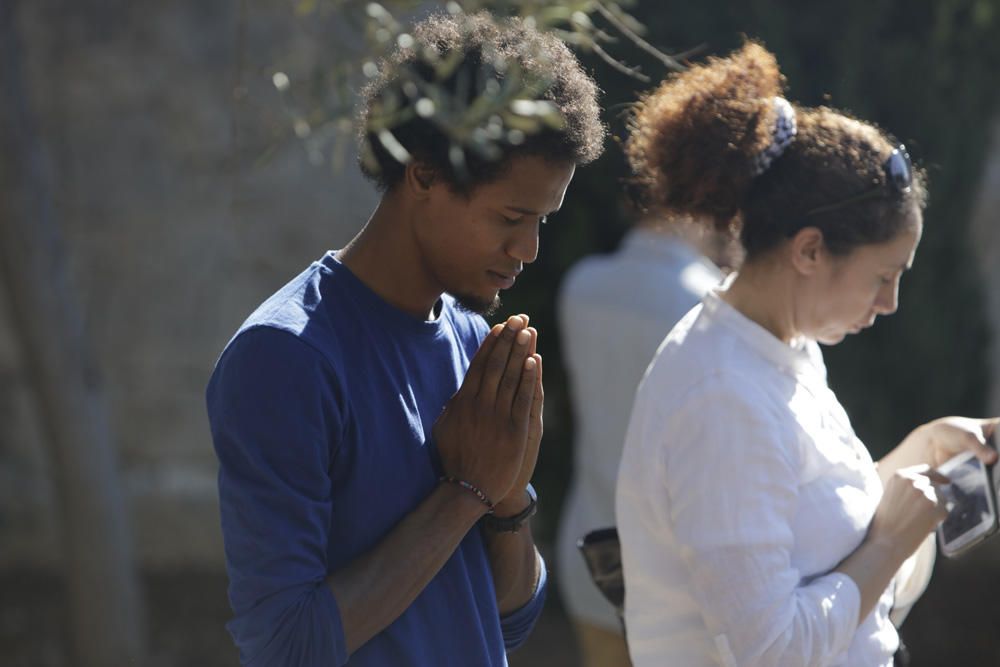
[358,11,605,193]
[626,42,927,258]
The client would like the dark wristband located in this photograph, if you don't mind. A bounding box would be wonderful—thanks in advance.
[480,483,537,533]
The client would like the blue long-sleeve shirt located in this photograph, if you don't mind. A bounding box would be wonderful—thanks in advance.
[207,252,547,666]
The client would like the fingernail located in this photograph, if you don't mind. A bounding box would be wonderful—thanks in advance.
[524,356,537,370]
[507,316,524,331]
[516,329,530,345]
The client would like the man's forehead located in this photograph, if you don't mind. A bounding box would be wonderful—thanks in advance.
[484,158,575,211]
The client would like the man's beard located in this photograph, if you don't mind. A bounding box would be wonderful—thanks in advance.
[451,291,501,318]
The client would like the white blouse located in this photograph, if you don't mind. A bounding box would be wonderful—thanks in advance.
[616,284,933,667]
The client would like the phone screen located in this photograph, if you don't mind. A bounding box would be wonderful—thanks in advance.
[938,452,996,553]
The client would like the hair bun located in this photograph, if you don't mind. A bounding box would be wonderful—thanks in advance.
[626,41,785,228]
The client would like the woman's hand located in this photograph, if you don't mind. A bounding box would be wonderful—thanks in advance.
[836,464,949,622]
[911,416,1000,468]
[868,464,949,559]
[877,416,999,485]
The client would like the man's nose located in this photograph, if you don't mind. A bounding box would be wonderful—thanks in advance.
[507,221,540,264]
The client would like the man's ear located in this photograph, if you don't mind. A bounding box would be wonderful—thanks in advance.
[788,226,827,276]
[405,162,436,199]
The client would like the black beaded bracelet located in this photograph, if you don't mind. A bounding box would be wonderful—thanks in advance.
[440,476,495,513]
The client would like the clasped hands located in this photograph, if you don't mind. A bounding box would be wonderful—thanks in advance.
[433,315,542,518]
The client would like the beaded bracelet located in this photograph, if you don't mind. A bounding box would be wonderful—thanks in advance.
[440,476,495,514]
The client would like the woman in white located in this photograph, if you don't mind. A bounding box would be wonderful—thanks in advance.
[615,43,998,666]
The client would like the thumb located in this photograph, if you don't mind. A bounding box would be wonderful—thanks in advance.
[983,416,1000,440]
[977,418,999,464]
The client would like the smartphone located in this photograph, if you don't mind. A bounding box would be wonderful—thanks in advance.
[936,450,998,558]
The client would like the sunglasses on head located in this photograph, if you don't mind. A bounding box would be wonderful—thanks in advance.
[801,145,913,219]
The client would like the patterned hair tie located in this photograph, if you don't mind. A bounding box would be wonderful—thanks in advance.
[750,97,797,177]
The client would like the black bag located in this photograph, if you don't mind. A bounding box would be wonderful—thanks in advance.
[577,527,625,618]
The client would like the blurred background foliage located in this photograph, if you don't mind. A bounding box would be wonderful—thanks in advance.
[269,0,684,172]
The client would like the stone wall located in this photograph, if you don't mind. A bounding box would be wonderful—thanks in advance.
[0,0,378,569]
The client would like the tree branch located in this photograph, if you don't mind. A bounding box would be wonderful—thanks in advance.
[592,0,687,73]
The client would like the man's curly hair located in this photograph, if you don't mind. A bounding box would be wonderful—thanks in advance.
[357,11,605,193]
[626,42,927,258]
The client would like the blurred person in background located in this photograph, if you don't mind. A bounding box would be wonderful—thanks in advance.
[615,42,998,666]
[555,204,723,666]
[205,12,605,667]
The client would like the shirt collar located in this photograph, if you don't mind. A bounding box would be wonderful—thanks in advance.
[620,227,706,265]
[319,251,450,337]
[702,273,821,378]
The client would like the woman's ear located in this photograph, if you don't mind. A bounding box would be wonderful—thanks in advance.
[788,226,827,276]
[404,162,436,199]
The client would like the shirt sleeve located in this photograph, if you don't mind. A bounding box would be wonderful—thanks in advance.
[207,327,348,667]
[653,379,861,666]
[498,551,548,651]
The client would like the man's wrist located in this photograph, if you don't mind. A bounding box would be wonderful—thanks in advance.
[493,487,532,517]
[437,477,494,521]
[482,484,537,532]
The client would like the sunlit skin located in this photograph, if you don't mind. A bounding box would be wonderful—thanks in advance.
[722,210,923,346]
[801,222,922,345]
[339,154,576,320]
[416,156,576,316]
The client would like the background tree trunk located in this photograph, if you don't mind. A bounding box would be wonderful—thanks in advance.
[0,2,146,665]
[971,114,1000,420]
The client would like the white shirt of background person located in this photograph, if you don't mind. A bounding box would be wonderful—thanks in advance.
[555,222,722,654]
